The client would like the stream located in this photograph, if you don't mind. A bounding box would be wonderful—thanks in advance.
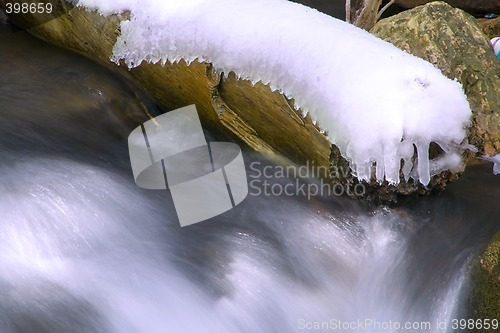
[0,24,499,333]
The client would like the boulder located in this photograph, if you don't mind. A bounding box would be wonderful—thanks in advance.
[2,0,497,202]
[371,2,500,157]
[394,0,500,15]
[470,232,500,325]
[0,0,332,176]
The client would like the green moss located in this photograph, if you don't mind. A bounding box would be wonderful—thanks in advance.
[371,1,500,156]
[471,232,500,328]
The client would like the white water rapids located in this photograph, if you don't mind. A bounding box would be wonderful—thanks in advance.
[0,25,499,333]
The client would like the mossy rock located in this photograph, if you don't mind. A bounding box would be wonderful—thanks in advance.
[372,1,500,157]
[393,0,500,15]
[470,232,500,327]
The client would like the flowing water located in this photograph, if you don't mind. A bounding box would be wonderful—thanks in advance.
[0,25,499,333]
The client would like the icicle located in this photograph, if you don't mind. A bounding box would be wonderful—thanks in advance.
[398,140,414,182]
[356,162,370,182]
[402,158,412,182]
[384,144,399,185]
[416,142,430,186]
[481,154,500,175]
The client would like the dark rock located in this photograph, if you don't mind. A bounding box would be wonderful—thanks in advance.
[394,0,500,15]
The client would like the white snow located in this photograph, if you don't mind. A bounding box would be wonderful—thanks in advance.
[76,0,472,186]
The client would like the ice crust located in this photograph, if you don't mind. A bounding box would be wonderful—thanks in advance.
[77,0,472,186]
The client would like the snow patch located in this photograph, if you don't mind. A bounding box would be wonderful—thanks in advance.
[76,0,472,186]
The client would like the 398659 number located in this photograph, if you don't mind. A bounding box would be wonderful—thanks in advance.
[451,318,499,331]
[5,2,53,14]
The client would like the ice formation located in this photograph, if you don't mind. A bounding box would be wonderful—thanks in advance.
[76,0,472,186]
[482,154,500,175]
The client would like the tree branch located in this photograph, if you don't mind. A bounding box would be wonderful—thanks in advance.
[377,0,395,20]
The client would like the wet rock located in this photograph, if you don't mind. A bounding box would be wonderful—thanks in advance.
[393,0,500,15]
[0,0,331,172]
[2,0,497,202]
[371,2,500,158]
[478,15,500,39]
[470,232,500,325]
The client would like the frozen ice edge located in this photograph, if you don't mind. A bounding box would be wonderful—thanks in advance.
[76,0,472,187]
[481,154,500,175]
